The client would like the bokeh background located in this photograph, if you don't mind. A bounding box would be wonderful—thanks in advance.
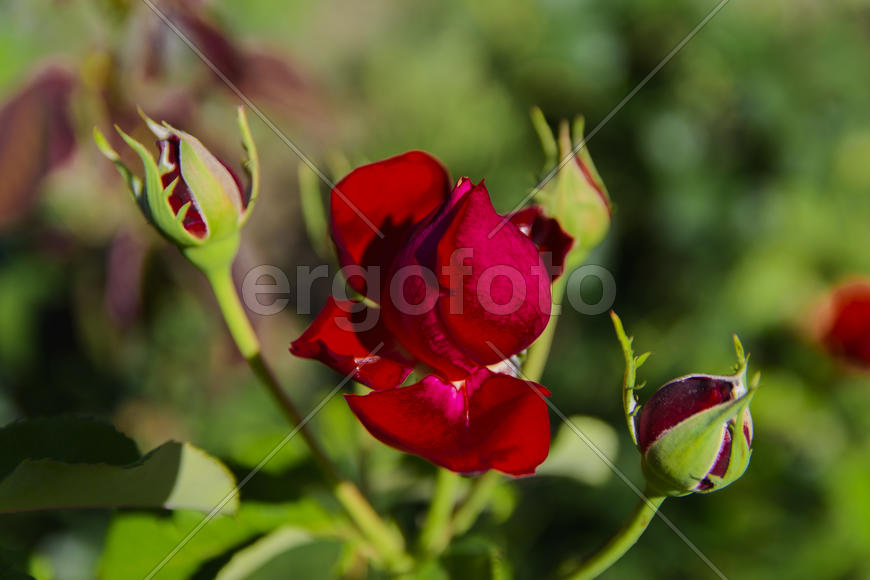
[2,0,870,578]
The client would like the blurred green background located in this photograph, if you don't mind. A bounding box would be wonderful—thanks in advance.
[2,0,870,578]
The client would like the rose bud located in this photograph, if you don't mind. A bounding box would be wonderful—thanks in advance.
[634,341,757,497]
[531,108,611,271]
[94,106,258,271]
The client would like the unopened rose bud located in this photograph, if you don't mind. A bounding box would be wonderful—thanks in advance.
[635,341,757,497]
[531,108,611,271]
[94,106,259,272]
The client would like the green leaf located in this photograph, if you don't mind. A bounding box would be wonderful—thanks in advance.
[536,415,619,486]
[0,562,34,580]
[215,526,343,580]
[0,417,238,514]
[0,548,35,580]
[100,501,336,580]
[0,417,139,479]
[0,442,238,514]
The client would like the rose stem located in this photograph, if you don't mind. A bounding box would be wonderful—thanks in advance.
[205,265,411,570]
[563,490,666,580]
[523,272,569,382]
[418,468,462,557]
[450,271,571,537]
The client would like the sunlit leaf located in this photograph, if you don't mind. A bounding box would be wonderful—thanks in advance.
[0,417,237,515]
[100,501,337,580]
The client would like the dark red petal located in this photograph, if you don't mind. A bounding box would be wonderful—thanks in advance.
[345,373,551,476]
[330,151,450,299]
[696,428,732,491]
[636,375,736,453]
[379,179,478,379]
[435,180,551,365]
[290,297,415,390]
[508,206,575,280]
[709,428,732,477]
[381,180,552,378]
[822,281,870,367]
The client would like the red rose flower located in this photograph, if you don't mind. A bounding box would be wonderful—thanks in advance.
[291,151,573,475]
[818,280,870,367]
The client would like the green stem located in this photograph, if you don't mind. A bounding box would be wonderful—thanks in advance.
[418,469,462,557]
[564,491,666,580]
[335,481,412,570]
[523,265,569,383]
[205,266,333,473]
[204,265,411,571]
[450,470,501,536]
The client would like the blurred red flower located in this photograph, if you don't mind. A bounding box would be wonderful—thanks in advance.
[0,64,75,230]
[818,280,870,367]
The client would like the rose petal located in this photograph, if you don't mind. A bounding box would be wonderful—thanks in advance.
[379,179,482,379]
[290,297,415,390]
[509,206,575,280]
[435,180,551,365]
[636,375,736,453]
[330,151,450,299]
[345,372,551,476]
[381,179,552,378]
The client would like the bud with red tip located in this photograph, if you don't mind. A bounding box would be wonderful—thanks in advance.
[531,108,611,272]
[94,107,259,272]
[637,369,755,496]
[613,313,758,497]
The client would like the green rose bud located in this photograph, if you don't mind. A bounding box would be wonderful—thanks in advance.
[94,106,259,273]
[531,108,611,271]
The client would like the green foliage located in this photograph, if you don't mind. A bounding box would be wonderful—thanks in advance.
[99,501,336,580]
[0,418,237,515]
[0,417,138,480]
